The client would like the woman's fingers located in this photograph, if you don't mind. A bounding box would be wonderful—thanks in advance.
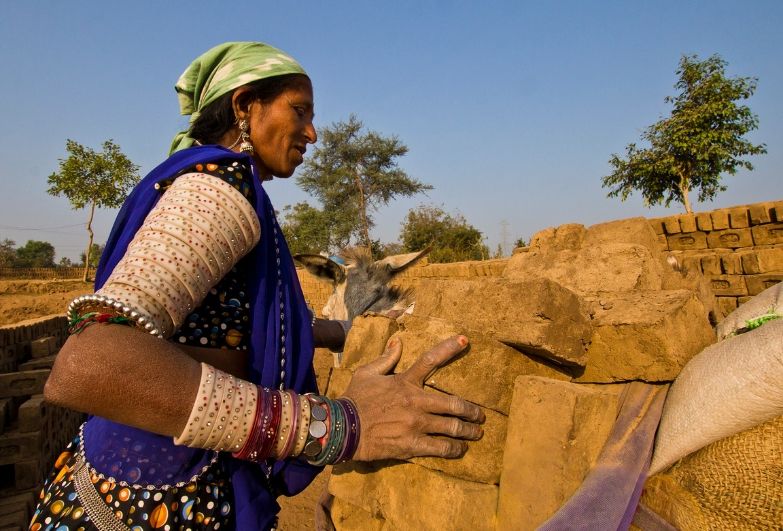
[409,435,468,459]
[416,391,485,424]
[401,335,468,385]
[354,337,403,376]
[419,413,484,440]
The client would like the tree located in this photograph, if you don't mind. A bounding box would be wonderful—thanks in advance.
[297,115,432,256]
[602,54,767,213]
[0,239,16,268]
[80,243,105,268]
[15,240,56,268]
[514,236,527,248]
[400,205,488,263]
[279,202,355,256]
[47,139,140,281]
[58,257,74,267]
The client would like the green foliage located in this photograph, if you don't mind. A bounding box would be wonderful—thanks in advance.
[280,202,355,255]
[371,240,405,259]
[15,240,56,268]
[58,257,74,267]
[48,139,139,280]
[47,139,140,210]
[602,54,767,213]
[80,243,105,267]
[0,239,17,267]
[297,115,432,253]
[400,205,488,263]
[514,236,527,248]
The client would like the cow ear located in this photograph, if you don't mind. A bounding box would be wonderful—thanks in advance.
[293,254,347,284]
[375,245,432,275]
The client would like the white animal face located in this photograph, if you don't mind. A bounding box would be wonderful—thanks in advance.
[322,281,348,321]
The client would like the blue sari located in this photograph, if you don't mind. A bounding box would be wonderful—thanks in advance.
[87,145,320,529]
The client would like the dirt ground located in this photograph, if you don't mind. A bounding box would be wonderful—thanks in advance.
[0,278,336,530]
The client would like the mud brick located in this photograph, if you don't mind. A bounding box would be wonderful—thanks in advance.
[648,219,666,235]
[0,346,19,374]
[728,207,750,228]
[716,297,738,319]
[755,247,783,272]
[30,337,57,359]
[662,216,681,234]
[0,509,28,530]
[17,355,57,371]
[774,202,783,222]
[710,210,730,230]
[18,395,47,433]
[695,212,713,231]
[0,398,11,434]
[678,214,697,233]
[700,255,722,276]
[0,431,39,466]
[14,459,45,491]
[706,228,753,249]
[739,250,761,274]
[0,369,50,398]
[745,274,783,296]
[749,203,774,225]
[0,491,35,522]
[667,232,707,251]
[656,233,668,250]
[751,223,783,246]
[707,275,748,297]
[679,254,705,274]
[0,329,8,348]
[738,296,752,305]
[720,253,742,275]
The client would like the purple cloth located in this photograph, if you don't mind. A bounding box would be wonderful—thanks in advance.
[539,382,669,531]
[85,145,320,530]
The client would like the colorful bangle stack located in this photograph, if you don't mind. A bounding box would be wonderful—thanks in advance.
[66,172,261,339]
[174,364,360,466]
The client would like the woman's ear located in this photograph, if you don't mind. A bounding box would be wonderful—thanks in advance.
[231,86,254,121]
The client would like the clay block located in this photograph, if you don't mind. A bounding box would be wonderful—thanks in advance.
[30,337,57,359]
[17,355,57,371]
[774,202,783,222]
[720,253,742,275]
[392,315,569,414]
[497,376,618,530]
[728,207,750,228]
[0,398,11,434]
[413,278,591,367]
[662,217,681,234]
[749,203,774,225]
[0,345,19,374]
[737,296,752,305]
[706,228,753,249]
[739,251,761,274]
[751,223,783,246]
[678,214,697,233]
[695,213,713,231]
[667,232,708,251]
[0,509,28,530]
[578,290,715,382]
[330,496,386,531]
[707,275,748,297]
[0,431,39,466]
[710,210,730,230]
[412,394,506,484]
[648,219,666,235]
[745,274,783,296]
[14,459,44,490]
[657,234,668,250]
[754,247,783,272]
[329,460,498,531]
[0,369,50,398]
[325,367,352,399]
[341,316,398,370]
[18,395,46,433]
[716,297,738,318]
[700,255,722,276]
[0,491,35,520]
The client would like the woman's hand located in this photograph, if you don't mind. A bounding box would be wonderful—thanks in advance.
[342,335,485,462]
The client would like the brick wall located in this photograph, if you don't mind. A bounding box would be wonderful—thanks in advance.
[648,200,783,318]
[0,315,84,528]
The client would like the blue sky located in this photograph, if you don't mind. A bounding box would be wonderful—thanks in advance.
[1,1,781,261]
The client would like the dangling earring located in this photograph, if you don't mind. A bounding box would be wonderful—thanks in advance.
[239,119,254,155]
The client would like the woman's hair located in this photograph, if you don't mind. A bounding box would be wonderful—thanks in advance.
[189,73,310,145]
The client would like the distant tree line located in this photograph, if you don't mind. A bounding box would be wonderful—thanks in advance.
[0,239,104,268]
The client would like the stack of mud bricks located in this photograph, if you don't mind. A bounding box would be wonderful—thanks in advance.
[649,200,783,318]
[0,315,83,530]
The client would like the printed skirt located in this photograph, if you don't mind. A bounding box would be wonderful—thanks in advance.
[30,435,233,531]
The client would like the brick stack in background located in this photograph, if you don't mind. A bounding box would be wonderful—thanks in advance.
[649,200,783,318]
[0,315,84,530]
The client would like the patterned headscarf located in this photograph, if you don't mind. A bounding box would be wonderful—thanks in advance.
[170,41,307,154]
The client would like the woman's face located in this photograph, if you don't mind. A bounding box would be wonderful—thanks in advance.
[247,79,317,179]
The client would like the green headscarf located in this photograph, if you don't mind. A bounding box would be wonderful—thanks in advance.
[169,41,307,154]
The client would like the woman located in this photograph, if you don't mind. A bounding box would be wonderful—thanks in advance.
[31,42,484,530]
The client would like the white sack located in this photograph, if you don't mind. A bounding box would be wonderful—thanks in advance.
[649,318,783,475]
[716,282,782,340]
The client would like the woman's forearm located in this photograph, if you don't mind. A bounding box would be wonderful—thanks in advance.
[44,324,201,437]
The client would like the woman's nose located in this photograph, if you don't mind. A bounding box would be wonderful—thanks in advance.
[305,123,317,144]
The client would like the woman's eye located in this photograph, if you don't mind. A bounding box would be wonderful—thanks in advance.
[293,106,306,117]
